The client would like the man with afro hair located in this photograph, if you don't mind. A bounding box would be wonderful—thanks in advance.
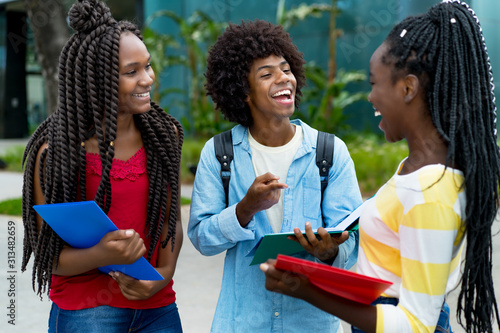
[188,19,362,332]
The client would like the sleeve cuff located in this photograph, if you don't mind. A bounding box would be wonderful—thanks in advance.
[331,242,348,269]
[218,204,255,243]
[332,230,358,269]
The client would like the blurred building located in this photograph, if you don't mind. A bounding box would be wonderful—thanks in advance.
[0,0,498,138]
[0,0,27,138]
[144,0,500,134]
[0,0,142,138]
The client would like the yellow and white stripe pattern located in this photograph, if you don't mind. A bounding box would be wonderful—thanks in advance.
[357,159,466,332]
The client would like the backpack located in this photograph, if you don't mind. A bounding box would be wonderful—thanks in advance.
[214,129,335,210]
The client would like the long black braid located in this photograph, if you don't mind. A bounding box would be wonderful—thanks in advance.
[21,0,183,297]
[384,1,500,332]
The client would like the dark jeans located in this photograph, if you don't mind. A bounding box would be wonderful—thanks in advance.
[351,296,452,333]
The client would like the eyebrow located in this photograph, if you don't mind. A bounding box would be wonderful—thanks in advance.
[122,55,151,69]
[256,60,289,72]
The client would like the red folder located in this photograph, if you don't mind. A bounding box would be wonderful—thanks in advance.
[275,254,392,305]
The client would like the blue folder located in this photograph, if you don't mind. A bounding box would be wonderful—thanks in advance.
[33,201,163,281]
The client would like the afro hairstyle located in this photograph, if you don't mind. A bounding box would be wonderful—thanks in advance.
[205,19,306,127]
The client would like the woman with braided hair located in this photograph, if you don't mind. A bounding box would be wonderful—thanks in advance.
[261,1,500,332]
[21,0,184,331]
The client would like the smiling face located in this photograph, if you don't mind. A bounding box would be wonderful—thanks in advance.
[246,54,297,126]
[117,32,154,115]
[368,43,407,143]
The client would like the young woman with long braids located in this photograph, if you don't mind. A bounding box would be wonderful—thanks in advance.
[21,1,184,331]
[261,1,500,332]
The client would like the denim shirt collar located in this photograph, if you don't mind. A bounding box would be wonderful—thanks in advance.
[232,119,316,160]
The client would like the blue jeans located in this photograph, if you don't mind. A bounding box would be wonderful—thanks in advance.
[48,302,182,333]
[351,297,452,333]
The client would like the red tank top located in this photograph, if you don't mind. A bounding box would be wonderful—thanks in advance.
[49,147,176,310]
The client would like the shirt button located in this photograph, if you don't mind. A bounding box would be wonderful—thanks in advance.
[274,312,279,317]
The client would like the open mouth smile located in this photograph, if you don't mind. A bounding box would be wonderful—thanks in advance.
[271,89,293,104]
[133,92,150,98]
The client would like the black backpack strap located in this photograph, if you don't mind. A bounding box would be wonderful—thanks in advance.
[214,130,233,207]
[316,131,335,208]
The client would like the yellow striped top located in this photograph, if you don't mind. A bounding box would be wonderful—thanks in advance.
[358,159,466,332]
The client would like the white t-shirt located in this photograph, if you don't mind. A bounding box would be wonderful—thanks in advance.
[248,124,303,232]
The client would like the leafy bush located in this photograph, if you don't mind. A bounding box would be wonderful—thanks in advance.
[346,134,408,196]
[0,197,22,216]
[0,145,25,172]
[180,196,191,205]
[0,135,410,210]
[0,196,190,215]
[0,141,201,213]
[143,1,368,140]
[0,135,410,198]
[297,66,368,134]
[180,137,208,183]
[143,10,232,138]
[178,133,409,198]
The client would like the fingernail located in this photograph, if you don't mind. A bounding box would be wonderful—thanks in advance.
[260,263,269,272]
[125,230,133,236]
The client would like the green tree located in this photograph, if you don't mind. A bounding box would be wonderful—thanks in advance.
[300,66,367,133]
[24,0,70,115]
[142,26,184,104]
[143,10,230,138]
[144,1,367,138]
[277,0,368,134]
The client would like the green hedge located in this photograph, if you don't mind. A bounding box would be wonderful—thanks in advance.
[179,134,409,197]
[0,198,22,216]
[0,134,409,216]
[346,134,408,196]
[0,145,24,172]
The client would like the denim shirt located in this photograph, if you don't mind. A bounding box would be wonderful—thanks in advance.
[188,119,363,332]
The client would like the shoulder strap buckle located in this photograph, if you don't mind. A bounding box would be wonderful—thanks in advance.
[214,130,233,207]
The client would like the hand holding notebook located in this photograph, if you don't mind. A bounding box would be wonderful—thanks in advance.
[248,199,370,265]
[274,254,392,305]
[33,201,163,281]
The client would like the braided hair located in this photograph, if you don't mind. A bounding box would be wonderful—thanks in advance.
[205,19,306,127]
[21,0,183,297]
[383,1,500,332]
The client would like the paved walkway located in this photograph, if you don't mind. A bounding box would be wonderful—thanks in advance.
[1,141,500,332]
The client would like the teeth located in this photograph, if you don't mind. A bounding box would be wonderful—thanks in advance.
[374,111,381,117]
[272,90,291,97]
[133,92,150,98]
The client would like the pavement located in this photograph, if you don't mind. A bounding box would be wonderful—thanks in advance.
[0,140,500,332]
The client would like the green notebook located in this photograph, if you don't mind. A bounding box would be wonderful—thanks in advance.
[248,199,370,266]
